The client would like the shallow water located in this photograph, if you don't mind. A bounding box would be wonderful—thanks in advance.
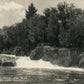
[0,57,84,84]
[0,67,84,84]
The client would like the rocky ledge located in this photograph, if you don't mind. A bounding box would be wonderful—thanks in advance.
[30,46,84,68]
[0,54,16,67]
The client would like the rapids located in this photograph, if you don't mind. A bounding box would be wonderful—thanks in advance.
[15,57,84,72]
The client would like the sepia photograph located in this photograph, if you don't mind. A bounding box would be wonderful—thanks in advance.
[0,0,84,84]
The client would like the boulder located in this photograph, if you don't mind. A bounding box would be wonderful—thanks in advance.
[30,46,44,60]
[42,47,71,67]
[30,46,71,67]
[0,54,16,67]
[2,62,15,67]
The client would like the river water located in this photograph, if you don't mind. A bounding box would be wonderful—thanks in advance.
[0,57,84,84]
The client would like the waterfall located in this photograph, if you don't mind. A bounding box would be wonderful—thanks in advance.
[15,57,84,72]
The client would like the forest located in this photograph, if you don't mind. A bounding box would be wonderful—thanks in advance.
[0,2,84,56]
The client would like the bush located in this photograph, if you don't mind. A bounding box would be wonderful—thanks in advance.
[79,52,84,68]
[12,46,24,56]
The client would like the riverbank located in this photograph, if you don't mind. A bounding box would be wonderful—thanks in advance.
[0,46,84,68]
[30,46,84,68]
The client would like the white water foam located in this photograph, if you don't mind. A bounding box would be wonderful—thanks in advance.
[15,57,84,72]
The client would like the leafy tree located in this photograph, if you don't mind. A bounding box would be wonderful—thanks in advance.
[47,8,60,46]
[57,2,83,30]
[68,15,84,48]
[57,2,83,47]
[0,34,4,52]
[0,2,84,55]
[28,15,47,46]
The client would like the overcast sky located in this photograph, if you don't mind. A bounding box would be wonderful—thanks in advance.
[0,0,84,28]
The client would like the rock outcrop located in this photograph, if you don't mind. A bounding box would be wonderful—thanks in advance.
[30,46,84,67]
[30,46,72,67]
[0,54,16,67]
[2,62,15,67]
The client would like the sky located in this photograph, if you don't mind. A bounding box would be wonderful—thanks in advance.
[0,0,84,28]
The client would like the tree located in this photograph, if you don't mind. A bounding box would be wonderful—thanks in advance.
[68,15,84,48]
[0,34,4,52]
[57,2,83,47]
[27,15,47,46]
[25,3,38,19]
[47,8,60,46]
[57,2,83,30]
[43,8,51,25]
[0,2,84,55]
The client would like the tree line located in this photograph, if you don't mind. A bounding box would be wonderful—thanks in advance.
[0,2,84,55]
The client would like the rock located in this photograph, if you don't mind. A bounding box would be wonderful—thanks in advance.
[2,62,15,67]
[43,47,71,67]
[0,54,16,67]
[30,46,44,60]
[30,46,72,67]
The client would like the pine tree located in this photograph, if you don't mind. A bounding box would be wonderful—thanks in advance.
[25,3,38,19]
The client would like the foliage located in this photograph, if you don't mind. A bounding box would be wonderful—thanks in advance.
[68,15,84,48]
[25,3,37,19]
[12,46,24,56]
[0,2,84,55]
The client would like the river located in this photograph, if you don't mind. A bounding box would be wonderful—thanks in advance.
[0,57,84,84]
